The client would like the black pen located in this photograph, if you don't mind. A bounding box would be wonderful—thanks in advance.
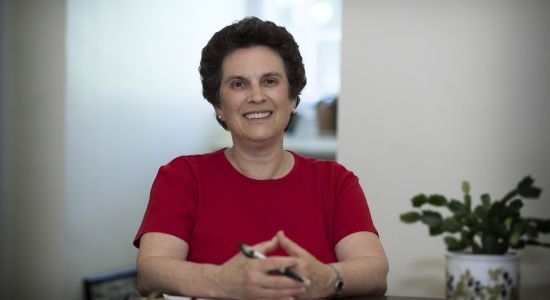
[238,243,304,282]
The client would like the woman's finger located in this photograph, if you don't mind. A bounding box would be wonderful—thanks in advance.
[255,271,306,290]
[245,257,309,287]
[241,266,306,299]
[251,235,279,254]
[253,256,300,273]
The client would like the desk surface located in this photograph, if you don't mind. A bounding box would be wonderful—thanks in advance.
[163,295,441,300]
[344,296,441,300]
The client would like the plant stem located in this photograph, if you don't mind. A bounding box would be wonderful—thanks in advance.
[501,190,518,204]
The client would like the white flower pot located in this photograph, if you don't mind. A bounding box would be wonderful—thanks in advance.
[446,252,519,300]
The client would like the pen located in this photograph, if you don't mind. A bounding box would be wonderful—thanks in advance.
[238,243,304,282]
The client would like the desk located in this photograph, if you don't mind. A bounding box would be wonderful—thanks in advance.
[163,296,441,300]
[343,296,441,300]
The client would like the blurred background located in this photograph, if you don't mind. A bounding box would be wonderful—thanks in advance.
[1,0,549,299]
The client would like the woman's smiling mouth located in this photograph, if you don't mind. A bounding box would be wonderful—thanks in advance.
[243,111,272,119]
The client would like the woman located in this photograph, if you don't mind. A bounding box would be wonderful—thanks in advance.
[134,17,388,299]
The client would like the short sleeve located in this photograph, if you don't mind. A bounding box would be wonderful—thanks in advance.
[133,162,198,248]
[333,169,378,244]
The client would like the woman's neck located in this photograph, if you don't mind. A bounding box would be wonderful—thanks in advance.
[225,143,294,180]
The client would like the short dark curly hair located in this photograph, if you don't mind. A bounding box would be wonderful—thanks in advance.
[199,16,307,130]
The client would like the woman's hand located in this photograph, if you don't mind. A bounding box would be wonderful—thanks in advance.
[213,235,310,300]
[277,231,335,299]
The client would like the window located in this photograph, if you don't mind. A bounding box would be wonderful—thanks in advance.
[249,0,342,107]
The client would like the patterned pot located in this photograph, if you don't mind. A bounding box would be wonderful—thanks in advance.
[446,252,519,300]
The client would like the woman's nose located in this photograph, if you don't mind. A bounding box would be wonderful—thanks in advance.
[248,84,266,103]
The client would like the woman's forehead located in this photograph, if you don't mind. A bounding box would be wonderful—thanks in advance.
[221,46,286,78]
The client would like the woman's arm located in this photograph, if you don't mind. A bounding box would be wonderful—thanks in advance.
[277,230,388,299]
[333,231,389,296]
[136,232,216,297]
[137,232,309,299]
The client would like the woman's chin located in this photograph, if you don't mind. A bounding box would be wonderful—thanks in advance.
[235,131,283,144]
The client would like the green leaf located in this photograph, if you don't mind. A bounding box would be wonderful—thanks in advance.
[442,217,462,233]
[464,194,472,212]
[457,230,480,253]
[428,194,447,206]
[509,234,521,246]
[411,194,428,207]
[445,236,466,251]
[508,199,523,213]
[504,217,514,230]
[461,230,475,245]
[474,206,487,219]
[481,234,507,254]
[526,222,538,238]
[521,186,541,198]
[517,176,534,190]
[400,212,421,223]
[480,193,491,207]
[487,201,504,218]
[536,219,550,233]
[509,226,523,246]
[462,181,470,194]
[517,176,542,198]
[448,200,466,215]
[429,224,444,236]
[421,210,443,227]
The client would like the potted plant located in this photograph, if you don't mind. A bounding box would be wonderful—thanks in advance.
[400,176,550,300]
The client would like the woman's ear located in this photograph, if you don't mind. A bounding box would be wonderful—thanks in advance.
[214,107,224,121]
[290,98,298,112]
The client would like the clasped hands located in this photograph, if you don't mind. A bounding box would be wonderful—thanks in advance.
[214,231,334,300]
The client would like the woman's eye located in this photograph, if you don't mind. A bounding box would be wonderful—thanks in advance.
[232,81,245,88]
[264,78,278,86]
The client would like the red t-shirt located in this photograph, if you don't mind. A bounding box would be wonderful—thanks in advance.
[134,148,377,264]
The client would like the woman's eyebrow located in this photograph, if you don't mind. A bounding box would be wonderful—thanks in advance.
[224,72,283,83]
[223,75,247,83]
[263,71,283,78]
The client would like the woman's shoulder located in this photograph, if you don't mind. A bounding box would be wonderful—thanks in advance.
[292,153,362,193]
[292,152,355,177]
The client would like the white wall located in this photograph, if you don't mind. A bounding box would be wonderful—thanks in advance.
[339,1,550,299]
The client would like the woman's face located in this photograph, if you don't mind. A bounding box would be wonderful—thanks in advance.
[217,46,297,145]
